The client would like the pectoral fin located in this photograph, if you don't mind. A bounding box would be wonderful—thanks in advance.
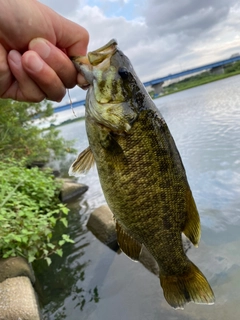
[182,190,201,247]
[116,221,142,261]
[68,146,95,177]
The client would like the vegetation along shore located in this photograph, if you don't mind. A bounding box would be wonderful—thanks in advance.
[0,99,77,265]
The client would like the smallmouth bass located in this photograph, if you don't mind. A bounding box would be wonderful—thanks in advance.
[69,39,215,309]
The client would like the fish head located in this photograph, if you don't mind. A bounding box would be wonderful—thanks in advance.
[72,39,144,133]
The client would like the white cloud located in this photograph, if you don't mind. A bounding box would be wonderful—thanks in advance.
[39,0,240,102]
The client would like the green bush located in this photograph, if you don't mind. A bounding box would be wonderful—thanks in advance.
[0,99,76,164]
[0,160,74,265]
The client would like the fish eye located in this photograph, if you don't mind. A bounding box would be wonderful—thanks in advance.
[118,67,129,79]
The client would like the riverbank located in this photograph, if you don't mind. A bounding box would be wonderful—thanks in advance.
[50,116,85,128]
[158,68,240,97]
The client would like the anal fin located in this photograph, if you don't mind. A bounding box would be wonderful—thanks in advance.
[182,189,201,247]
[69,146,95,177]
[116,221,142,261]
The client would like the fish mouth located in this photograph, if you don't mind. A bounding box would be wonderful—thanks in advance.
[88,39,118,66]
[72,39,118,87]
[72,39,118,71]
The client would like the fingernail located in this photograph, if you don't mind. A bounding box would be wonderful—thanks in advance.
[77,73,90,87]
[29,38,51,59]
[8,50,22,66]
[25,51,44,72]
[79,84,90,90]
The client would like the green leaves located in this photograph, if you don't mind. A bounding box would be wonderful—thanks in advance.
[0,99,78,266]
[60,217,68,227]
[0,160,74,265]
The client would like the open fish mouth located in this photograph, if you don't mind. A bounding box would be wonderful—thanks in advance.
[88,39,118,66]
[72,39,118,87]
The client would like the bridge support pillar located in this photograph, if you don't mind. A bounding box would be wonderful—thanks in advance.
[151,82,164,96]
[210,66,224,75]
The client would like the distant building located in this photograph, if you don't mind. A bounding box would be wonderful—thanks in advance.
[230,53,240,58]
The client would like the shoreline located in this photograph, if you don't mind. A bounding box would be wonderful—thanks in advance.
[50,116,85,128]
[157,70,240,97]
[52,70,240,128]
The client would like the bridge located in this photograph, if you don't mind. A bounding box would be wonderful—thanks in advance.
[142,55,240,87]
[53,55,240,113]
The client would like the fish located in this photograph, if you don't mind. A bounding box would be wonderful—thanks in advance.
[69,39,215,309]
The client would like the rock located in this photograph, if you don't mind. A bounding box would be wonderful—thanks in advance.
[59,178,89,202]
[0,256,35,284]
[87,205,119,251]
[52,169,61,177]
[0,258,41,319]
[0,276,41,320]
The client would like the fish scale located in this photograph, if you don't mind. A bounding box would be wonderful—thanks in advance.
[69,39,215,309]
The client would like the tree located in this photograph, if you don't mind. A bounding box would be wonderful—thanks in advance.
[0,99,76,164]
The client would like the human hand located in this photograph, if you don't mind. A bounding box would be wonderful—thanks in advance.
[0,0,89,102]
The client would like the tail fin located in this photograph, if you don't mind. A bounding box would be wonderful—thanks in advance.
[159,261,215,309]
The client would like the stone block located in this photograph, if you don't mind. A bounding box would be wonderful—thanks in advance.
[0,257,35,284]
[87,205,119,251]
[59,179,89,202]
[0,277,41,320]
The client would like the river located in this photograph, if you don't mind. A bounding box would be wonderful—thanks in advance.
[35,75,240,320]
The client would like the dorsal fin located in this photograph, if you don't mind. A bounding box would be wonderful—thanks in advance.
[116,221,142,261]
[68,146,95,177]
[182,189,201,247]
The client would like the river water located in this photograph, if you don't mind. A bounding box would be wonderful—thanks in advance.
[35,75,240,320]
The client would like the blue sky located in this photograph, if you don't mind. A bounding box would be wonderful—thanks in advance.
[87,0,145,20]
[39,0,240,105]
